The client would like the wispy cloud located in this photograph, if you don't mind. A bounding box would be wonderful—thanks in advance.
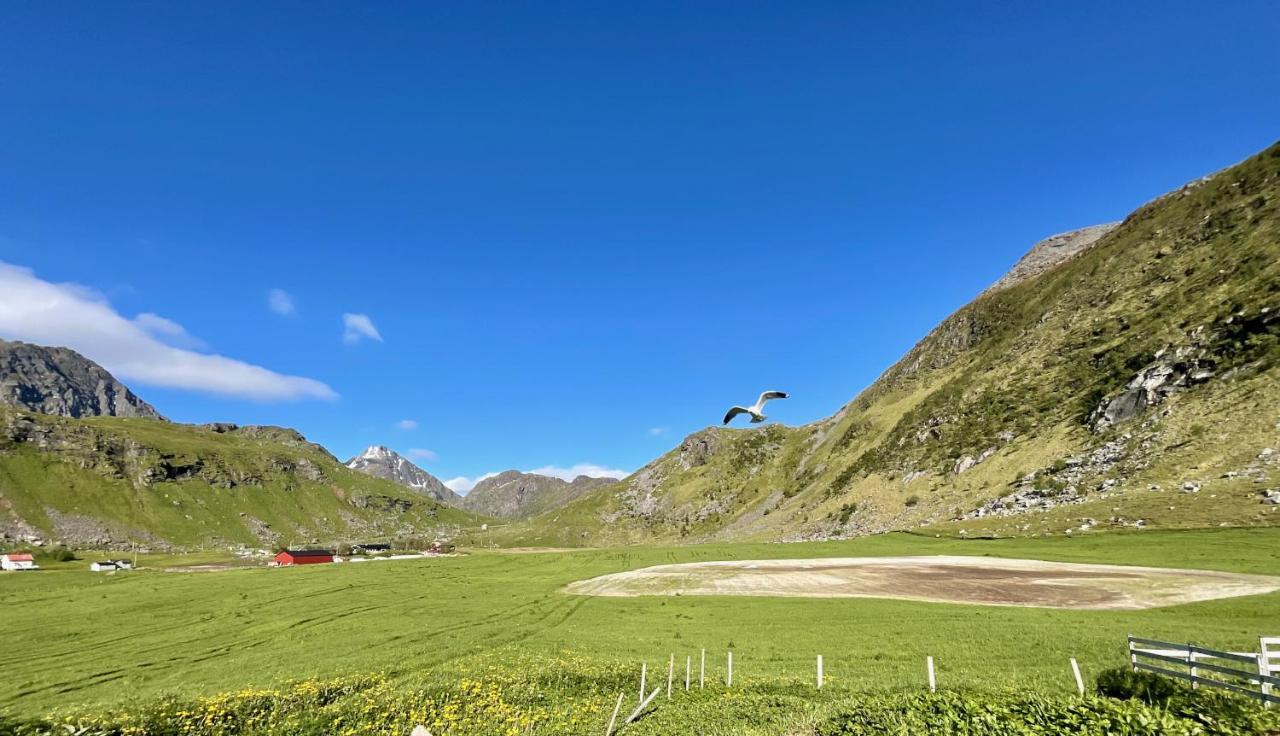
[0,261,336,401]
[267,288,296,316]
[526,463,630,482]
[443,472,499,495]
[445,463,629,495]
[647,427,668,437]
[395,419,418,430]
[342,313,382,344]
[406,448,437,462]
[133,312,208,350]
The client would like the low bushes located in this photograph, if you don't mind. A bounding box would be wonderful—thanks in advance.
[1096,666,1185,703]
[817,690,1278,736]
[2,666,1275,736]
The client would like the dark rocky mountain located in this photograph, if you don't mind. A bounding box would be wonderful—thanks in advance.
[0,340,164,420]
[460,470,619,519]
[345,445,462,504]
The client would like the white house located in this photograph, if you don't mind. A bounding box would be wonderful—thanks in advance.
[1,553,38,571]
[90,559,134,572]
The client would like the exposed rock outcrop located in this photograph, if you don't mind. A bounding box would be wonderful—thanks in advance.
[1090,309,1278,432]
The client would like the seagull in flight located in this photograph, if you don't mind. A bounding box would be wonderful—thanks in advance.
[723,391,789,425]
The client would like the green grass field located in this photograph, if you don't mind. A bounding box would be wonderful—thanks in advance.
[4,527,1280,729]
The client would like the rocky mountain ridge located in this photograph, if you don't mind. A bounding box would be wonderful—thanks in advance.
[982,223,1119,295]
[345,445,462,504]
[0,339,164,420]
[459,470,619,519]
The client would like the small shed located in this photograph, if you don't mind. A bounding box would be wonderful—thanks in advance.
[351,543,391,555]
[90,560,133,572]
[274,549,334,566]
[1,553,38,571]
[428,540,455,554]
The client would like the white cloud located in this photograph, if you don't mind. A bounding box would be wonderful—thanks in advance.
[406,448,437,462]
[527,463,630,482]
[342,313,382,344]
[395,419,418,430]
[267,288,295,316]
[0,261,337,401]
[443,472,499,495]
[133,312,208,350]
[647,427,668,437]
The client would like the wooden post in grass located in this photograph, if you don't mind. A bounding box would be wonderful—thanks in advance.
[727,651,734,687]
[1257,652,1271,708]
[639,662,646,700]
[1189,650,1198,689]
[604,692,624,736]
[700,649,706,689]
[817,654,824,689]
[1070,658,1084,696]
[685,655,691,691]
[667,654,674,698]
[625,687,661,725]
[927,656,936,693]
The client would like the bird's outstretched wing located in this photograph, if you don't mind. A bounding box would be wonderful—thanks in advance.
[757,390,789,406]
[723,406,750,425]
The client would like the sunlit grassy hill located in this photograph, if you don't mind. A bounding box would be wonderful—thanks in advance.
[506,142,1280,546]
[0,408,487,551]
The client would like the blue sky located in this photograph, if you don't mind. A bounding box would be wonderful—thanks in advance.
[2,3,1278,491]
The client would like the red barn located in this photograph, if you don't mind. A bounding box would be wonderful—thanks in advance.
[274,549,334,566]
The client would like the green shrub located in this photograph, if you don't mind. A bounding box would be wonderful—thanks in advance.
[837,503,857,523]
[1096,666,1183,704]
[817,691,1277,736]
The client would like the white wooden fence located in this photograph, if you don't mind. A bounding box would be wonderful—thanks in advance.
[1128,635,1280,707]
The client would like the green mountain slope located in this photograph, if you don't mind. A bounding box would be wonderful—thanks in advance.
[0,408,486,551]
[506,141,1280,546]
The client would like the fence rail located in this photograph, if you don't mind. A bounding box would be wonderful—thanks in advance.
[1128,634,1279,707]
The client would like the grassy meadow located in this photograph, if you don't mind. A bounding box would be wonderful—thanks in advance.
[3,527,1280,733]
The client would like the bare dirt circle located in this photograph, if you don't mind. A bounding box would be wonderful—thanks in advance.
[563,556,1280,610]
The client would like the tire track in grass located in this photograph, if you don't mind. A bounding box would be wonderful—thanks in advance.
[10,588,552,705]
[0,581,380,671]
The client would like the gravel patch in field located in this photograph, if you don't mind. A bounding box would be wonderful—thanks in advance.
[563,555,1280,610]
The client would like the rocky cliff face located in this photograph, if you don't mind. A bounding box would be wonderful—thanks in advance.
[460,470,618,519]
[0,340,164,419]
[345,446,462,504]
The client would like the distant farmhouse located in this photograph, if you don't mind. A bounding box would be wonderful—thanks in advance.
[350,543,391,555]
[274,549,334,566]
[90,560,134,572]
[1,553,38,571]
